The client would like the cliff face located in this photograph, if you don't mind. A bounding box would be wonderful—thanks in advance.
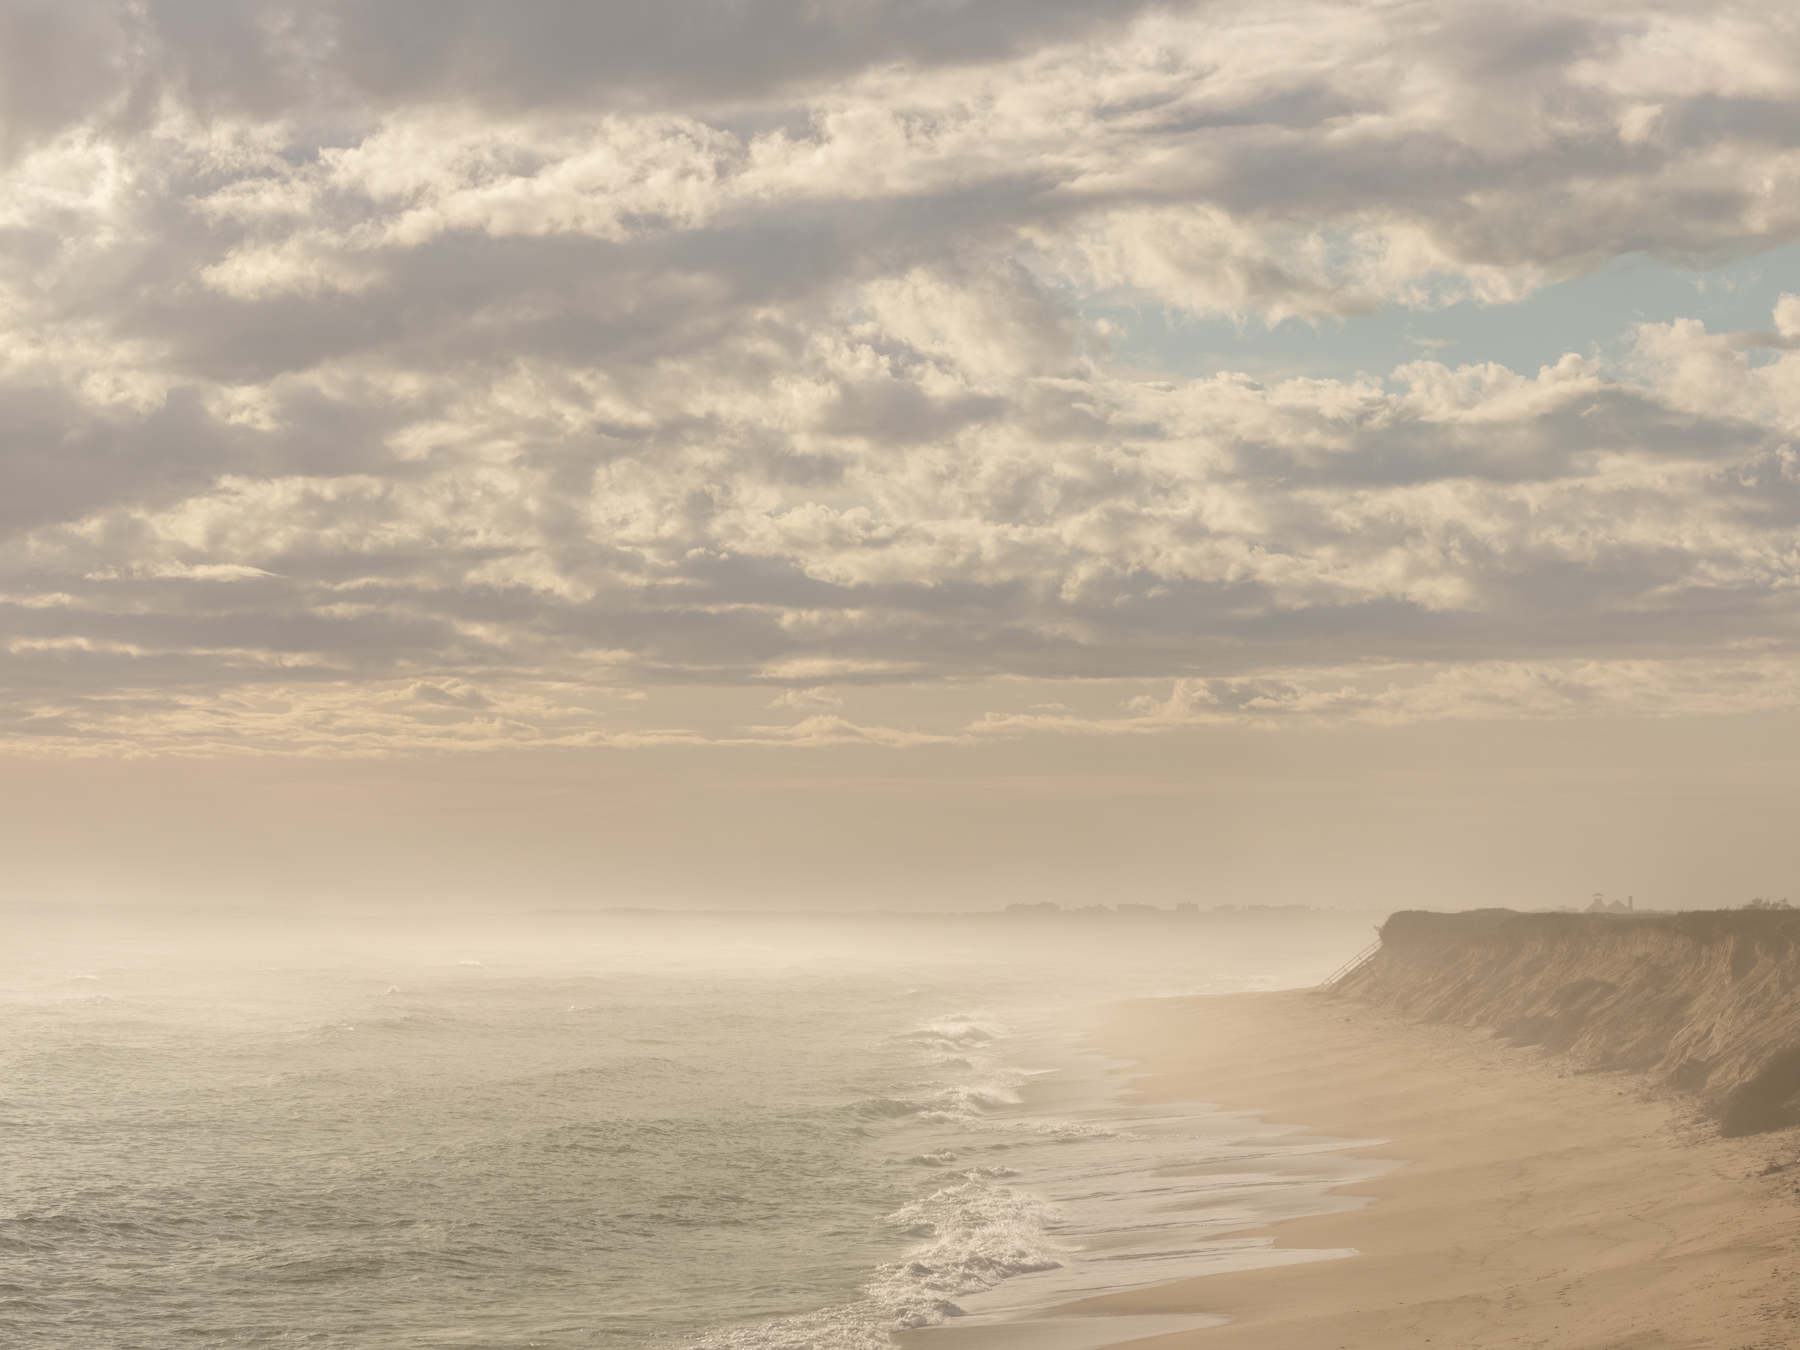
[1333,909,1800,1135]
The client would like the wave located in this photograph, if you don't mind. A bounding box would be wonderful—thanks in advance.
[681,1013,1087,1350]
[900,1016,1006,1052]
[683,1171,1063,1350]
[874,1178,1064,1325]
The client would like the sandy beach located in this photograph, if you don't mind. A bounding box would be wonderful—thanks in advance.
[929,989,1800,1350]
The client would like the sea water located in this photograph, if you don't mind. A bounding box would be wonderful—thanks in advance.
[0,906,1382,1349]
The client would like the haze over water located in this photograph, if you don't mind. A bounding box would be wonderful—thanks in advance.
[2,906,1375,1349]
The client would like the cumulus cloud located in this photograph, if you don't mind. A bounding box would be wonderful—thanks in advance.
[4,0,1800,752]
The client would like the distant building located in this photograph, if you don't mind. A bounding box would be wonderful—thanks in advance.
[1174,902,1199,914]
[1585,893,1635,914]
[1004,902,1061,915]
[1115,903,1161,915]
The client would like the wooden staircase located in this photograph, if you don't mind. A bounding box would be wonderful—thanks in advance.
[1317,938,1382,989]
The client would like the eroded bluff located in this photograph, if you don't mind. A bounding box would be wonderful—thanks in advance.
[1333,909,1800,1136]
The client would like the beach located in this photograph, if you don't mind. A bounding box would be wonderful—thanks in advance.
[923,989,1800,1350]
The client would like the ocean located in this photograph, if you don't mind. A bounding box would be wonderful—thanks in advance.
[0,906,1380,1349]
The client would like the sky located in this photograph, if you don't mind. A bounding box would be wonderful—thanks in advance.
[3,0,1800,912]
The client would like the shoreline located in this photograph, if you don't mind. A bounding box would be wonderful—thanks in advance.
[894,1012,1397,1350]
[914,988,1800,1350]
[1072,989,1799,1349]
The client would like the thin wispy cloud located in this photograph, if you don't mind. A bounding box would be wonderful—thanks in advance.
[5,0,1800,753]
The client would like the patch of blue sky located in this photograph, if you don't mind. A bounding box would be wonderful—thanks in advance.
[1079,242,1800,386]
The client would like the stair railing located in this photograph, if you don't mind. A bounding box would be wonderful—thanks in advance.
[1317,938,1382,990]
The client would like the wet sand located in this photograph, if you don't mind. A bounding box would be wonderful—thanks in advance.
[1028,989,1797,1350]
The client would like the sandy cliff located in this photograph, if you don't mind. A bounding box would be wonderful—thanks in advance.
[1335,908,1800,1135]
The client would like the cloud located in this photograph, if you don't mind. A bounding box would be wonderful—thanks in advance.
[5,1,1800,752]
[768,686,846,711]
[1137,657,1800,726]
[86,562,276,581]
